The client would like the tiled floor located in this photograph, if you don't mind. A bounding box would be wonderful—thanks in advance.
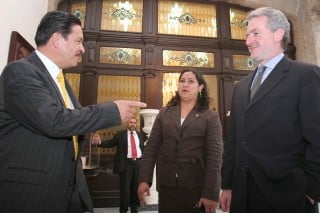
[96,203,320,212]
[93,186,227,212]
[96,207,226,213]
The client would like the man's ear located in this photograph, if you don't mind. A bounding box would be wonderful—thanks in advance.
[50,32,61,48]
[274,28,285,43]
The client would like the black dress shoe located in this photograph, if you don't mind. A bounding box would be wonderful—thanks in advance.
[130,206,138,213]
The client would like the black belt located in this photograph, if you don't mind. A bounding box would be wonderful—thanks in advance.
[127,158,141,161]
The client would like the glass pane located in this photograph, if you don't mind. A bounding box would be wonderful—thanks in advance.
[158,1,217,37]
[163,50,214,68]
[233,54,257,71]
[101,0,143,32]
[203,75,219,112]
[97,75,141,154]
[162,73,219,112]
[162,72,180,106]
[71,2,86,28]
[100,47,142,65]
[65,73,80,100]
[230,8,248,40]
[97,75,141,103]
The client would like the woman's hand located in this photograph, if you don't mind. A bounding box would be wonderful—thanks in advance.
[219,190,232,212]
[137,182,150,207]
[197,197,217,213]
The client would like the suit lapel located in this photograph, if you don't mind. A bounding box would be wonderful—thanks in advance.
[65,81,81,108]
[167,105,181,129]
[181,108,201,130]
[121,131,129,155]
[28,52,80,108]
[27,52,84,149]
[125,130,145,154]
[166,106,183,142]
[166,105,202,132]
[27,52,67,107]
[248,57,289,108]
[137,132,145,149]
[233,73,254,111]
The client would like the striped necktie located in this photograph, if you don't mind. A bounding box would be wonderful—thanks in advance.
[250,65,266,99]
[57,70,79,159]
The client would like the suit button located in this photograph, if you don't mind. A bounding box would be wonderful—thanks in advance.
[71,157,75,162]
[241,141,247,145]
[67,181,73,187]
[242,165,250,175]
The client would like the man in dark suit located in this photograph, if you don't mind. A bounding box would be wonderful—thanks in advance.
[0,11,146,213]
[92,117,147,213]
[220,7,320,213]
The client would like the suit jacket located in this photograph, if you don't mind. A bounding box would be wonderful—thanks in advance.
[221,56,320,213]
[139,105,223,201]
[0,52,121,213]
[99,130,147,173]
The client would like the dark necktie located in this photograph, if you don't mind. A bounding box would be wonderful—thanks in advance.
[250,65,266,99]
[130,131,137,158]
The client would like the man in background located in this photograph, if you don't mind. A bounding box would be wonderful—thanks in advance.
[0,11,145,213]
[92,117,147,213]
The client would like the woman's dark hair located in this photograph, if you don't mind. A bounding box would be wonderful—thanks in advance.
[166,69,210,109]
[35,11,81,46]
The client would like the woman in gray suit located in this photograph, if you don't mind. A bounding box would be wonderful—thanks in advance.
[138,69,223,213]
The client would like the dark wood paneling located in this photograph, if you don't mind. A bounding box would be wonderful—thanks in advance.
[144,70,163,109]
[85,155,120,208]
[7,31,34,63]
[58,0,297,207]
[79,68,98,106]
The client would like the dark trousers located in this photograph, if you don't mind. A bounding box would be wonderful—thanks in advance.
[246,175,318,213]
[158,184,202,213]
[306,199,319,213]
[119,160,140,213]
[67,183,86,213]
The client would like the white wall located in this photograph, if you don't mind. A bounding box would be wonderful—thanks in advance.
[0,0,48,72]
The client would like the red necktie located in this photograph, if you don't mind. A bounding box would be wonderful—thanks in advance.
[130,131,137,158]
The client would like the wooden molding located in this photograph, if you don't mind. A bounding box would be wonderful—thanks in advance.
[7,31,34,63]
